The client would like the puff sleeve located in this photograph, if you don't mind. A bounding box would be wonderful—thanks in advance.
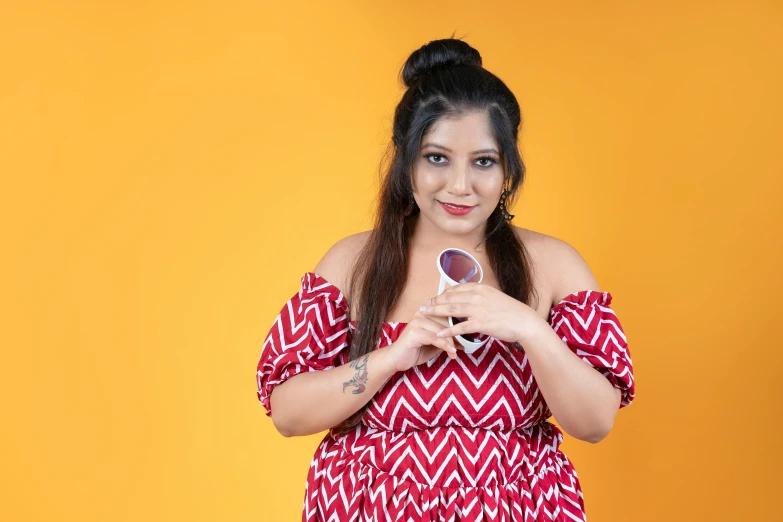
[256,272,351,417]
[548,290,636,408]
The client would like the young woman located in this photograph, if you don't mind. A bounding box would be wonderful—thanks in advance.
[256,37,635,522]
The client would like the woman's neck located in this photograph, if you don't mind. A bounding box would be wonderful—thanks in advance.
[408,214,488,254]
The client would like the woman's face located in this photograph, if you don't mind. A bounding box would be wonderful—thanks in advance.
[411,110,506,236]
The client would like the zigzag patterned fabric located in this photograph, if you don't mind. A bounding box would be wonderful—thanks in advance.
[257,272,635,521]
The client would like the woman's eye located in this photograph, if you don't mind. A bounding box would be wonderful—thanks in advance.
[424,154,498,167]
[476,157,497,168]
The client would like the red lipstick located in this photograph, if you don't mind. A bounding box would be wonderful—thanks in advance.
[438,201,476,215]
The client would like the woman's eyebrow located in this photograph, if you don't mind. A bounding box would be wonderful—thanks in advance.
[422,143,500,155]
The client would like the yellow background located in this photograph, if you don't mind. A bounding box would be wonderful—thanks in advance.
[2,1,781,520]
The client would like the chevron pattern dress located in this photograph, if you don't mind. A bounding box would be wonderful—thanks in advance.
[257,272,635,521]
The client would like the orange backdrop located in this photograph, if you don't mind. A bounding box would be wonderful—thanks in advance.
[2,1,781,520]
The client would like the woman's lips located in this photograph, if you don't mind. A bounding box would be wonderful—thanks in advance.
[438,201,476,215]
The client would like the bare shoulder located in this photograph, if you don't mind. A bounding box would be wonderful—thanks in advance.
[511,226,551,252]
[312,230,372,295]
[512,226,601,307]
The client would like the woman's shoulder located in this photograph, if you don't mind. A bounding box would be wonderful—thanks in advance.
[512,225,551,246]
[312,230,372,297]
[511,225,568,250]
[512,225,573,270]
[511,226,601,307]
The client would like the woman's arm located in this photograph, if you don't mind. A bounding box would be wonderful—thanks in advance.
[425,235,625,443]
[517,320,622,443]
[269,231,391,437]
[520,239,622,443]
[270,346,396,437]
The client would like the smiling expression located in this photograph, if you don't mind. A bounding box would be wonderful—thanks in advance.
[411,110,506,235]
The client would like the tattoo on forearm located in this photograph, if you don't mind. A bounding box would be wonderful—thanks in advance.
[342,353,370,394]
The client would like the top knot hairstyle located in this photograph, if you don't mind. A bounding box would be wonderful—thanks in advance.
[329,36,537,437]
[401,38,483,87]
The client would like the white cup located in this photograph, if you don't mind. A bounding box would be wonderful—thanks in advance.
[436,248,490,354]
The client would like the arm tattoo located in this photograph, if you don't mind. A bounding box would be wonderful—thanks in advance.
[342,353,370,394]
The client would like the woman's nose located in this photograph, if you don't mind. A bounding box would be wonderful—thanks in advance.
[447,162,471,195]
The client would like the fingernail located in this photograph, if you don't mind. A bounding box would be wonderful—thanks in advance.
[419,306,427,313]
[436,330,445,337]
[426,298,432,305]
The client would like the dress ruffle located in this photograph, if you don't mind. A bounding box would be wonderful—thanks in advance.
[304,423,587,521]
[548,290,635,407]
[256,272,350,417]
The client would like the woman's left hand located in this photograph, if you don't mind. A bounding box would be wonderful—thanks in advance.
[420,282,544,346]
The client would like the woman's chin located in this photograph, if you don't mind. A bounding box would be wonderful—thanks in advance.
[436,217,482,235]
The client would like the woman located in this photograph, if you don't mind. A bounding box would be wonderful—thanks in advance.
[256,37,635,521]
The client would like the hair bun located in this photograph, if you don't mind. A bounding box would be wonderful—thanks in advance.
[401,38,482,88]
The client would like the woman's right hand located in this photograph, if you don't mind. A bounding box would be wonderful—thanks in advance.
[385,310,460,373]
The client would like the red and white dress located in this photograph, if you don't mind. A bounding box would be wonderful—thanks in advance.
[257,272,635,521]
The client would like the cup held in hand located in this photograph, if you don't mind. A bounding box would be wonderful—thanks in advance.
[436,248,490,353]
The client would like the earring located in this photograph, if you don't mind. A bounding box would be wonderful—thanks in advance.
[498,186,514,221]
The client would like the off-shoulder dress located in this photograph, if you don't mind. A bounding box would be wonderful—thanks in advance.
[256,272,635,521]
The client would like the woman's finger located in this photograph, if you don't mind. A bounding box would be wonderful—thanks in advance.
[441,282,480,292]
[420,302,469,318]
[417,313,449,329]
[418,316,461,351]
[427,290,477,307]
[420,330,457,358]
[416,329,456,354]
[435,319,481,340]
[411,312,460,354]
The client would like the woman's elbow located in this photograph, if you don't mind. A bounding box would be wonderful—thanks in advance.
[269,411,293,437]
[582,424,612,444]
[269,391,297,437]
[569,420,612,443]
[566,408,617,443]
[270,409,316,438]
[581,410,617,444]
[581,388,622,443]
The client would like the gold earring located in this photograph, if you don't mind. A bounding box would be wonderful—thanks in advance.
[498,186,514,221]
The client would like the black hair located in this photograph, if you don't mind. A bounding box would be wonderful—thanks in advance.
[331,36,536,437]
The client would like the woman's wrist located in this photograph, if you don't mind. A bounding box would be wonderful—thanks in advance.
[374,344,400,382]
[514,311,551,347]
